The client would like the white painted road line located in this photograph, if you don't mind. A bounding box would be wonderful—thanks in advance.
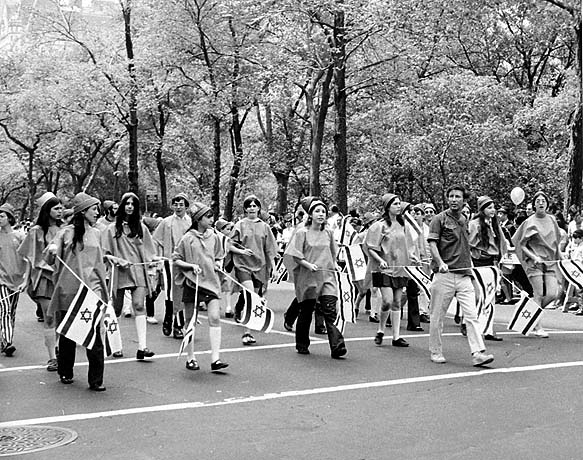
[1,329,582,374]
[2,360,583,428]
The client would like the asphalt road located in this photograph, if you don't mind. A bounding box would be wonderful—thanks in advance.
[2,284,583,460]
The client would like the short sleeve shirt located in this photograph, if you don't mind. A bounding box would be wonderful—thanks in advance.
[427,210,472,274]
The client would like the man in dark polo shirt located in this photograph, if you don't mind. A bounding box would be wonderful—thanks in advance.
[427,185,494,367]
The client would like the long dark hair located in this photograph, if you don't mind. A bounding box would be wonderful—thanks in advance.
[382,207,404,228]
[35,197,62,242]
[115,194,143,239]
[473,209,502,251]
[71,212,86,252]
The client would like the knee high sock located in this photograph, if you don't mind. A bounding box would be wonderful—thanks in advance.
[391,310,401,340]
[135,315,147,349]
[44,329,56,359]
[209,326,221,362]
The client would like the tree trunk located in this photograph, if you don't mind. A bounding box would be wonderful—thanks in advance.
[308,66,334,197]
[333,5,348,213]
[122,0,139,194]
[274,171,290,214]
[566,104,583,209]
[155,103,168,215]
[224,108,243,221]
[212,116,222,218]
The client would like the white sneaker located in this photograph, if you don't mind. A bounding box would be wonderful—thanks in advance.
[146,316,159,324]
[532,328,549,338]
[123,305,132,318]
[430,353,446,364]
[472,351,494,367]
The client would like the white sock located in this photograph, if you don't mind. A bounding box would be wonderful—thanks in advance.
[135,315,147,349]
[391,310,401,340]
[209,326,221,362]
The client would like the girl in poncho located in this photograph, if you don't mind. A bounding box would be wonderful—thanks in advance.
[0,203,26,358]
[512,191,562,338]
[101,192,159,360]
[18,192,63,371]
[366,193,411,348]
[46,193,108,391]
[284,199,347,358]
[231,195,278,345]
[173,202,229,372]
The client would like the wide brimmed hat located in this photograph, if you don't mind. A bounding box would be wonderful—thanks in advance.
[36,192,57,209]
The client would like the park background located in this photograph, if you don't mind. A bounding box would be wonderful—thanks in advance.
[0,0,581,219]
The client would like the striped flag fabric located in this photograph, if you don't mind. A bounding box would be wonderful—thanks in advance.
[334,272,357,334]
[103,302,122,356]
[404,266,433,298]
[162,259,173,301]
[107,262,119,303]
[558,259,583,290]
[403,212,422,237]
[178,311,197,358]
[338,215,356,247]
[472,267,500,313]
[344,244,367,281]
[270,256,289,284]
[240,290,274,333]
[507,294,543,335]
[56,285,106,350]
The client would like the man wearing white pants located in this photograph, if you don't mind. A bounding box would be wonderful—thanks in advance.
[427,185,494,367]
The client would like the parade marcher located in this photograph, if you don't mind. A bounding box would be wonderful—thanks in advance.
[400,202,425,332]
[102,192,160,359]
[468,196,507,341]
[152,193,192,338]
[353,212,375,319]
[424,203,436,225]
[231,195,278,345]
[215,218,253,318]
[284,199,347,358]
[427,185,494,366]
[512,191,562,338]
[282,197,327,334]
[565,229,583,315]
[366,194,411,347]
[46,193,107,391]
[95,200,118,232]
[0,203,26,358]
[18,192,63,371]
[173,202,229,372]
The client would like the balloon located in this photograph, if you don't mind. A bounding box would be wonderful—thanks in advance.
[510,187,525,205]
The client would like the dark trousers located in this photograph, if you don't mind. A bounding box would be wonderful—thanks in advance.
[296,295,345,353]
[146,283,161,317]
[58,329,104,387]
[285,298,325,330]
[406,279,421,328]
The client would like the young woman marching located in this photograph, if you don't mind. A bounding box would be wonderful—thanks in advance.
[512,191,562,338]
[46,193,108,391]
[173,203,229,372]
[366,193,411,348]
[284,199,347,358]
[18,192,63,371]
[0,204,26,358]
[469,196,507,341]
[231,195,278,345]
[101,192,159,359]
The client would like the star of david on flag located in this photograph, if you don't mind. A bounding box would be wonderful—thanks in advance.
[240,290,274,333]
[344,244,367,281]
[507,294,543,335]
[56,284,106,350]
[334,272,357,334]
[103,302,122,356]
[558,259,583,290]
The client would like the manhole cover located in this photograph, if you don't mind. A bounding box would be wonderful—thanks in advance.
[0,426,77,456]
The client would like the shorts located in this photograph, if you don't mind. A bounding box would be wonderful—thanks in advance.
[372,272,408,289]
[182,283,219,304]
[234,269,263,291]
